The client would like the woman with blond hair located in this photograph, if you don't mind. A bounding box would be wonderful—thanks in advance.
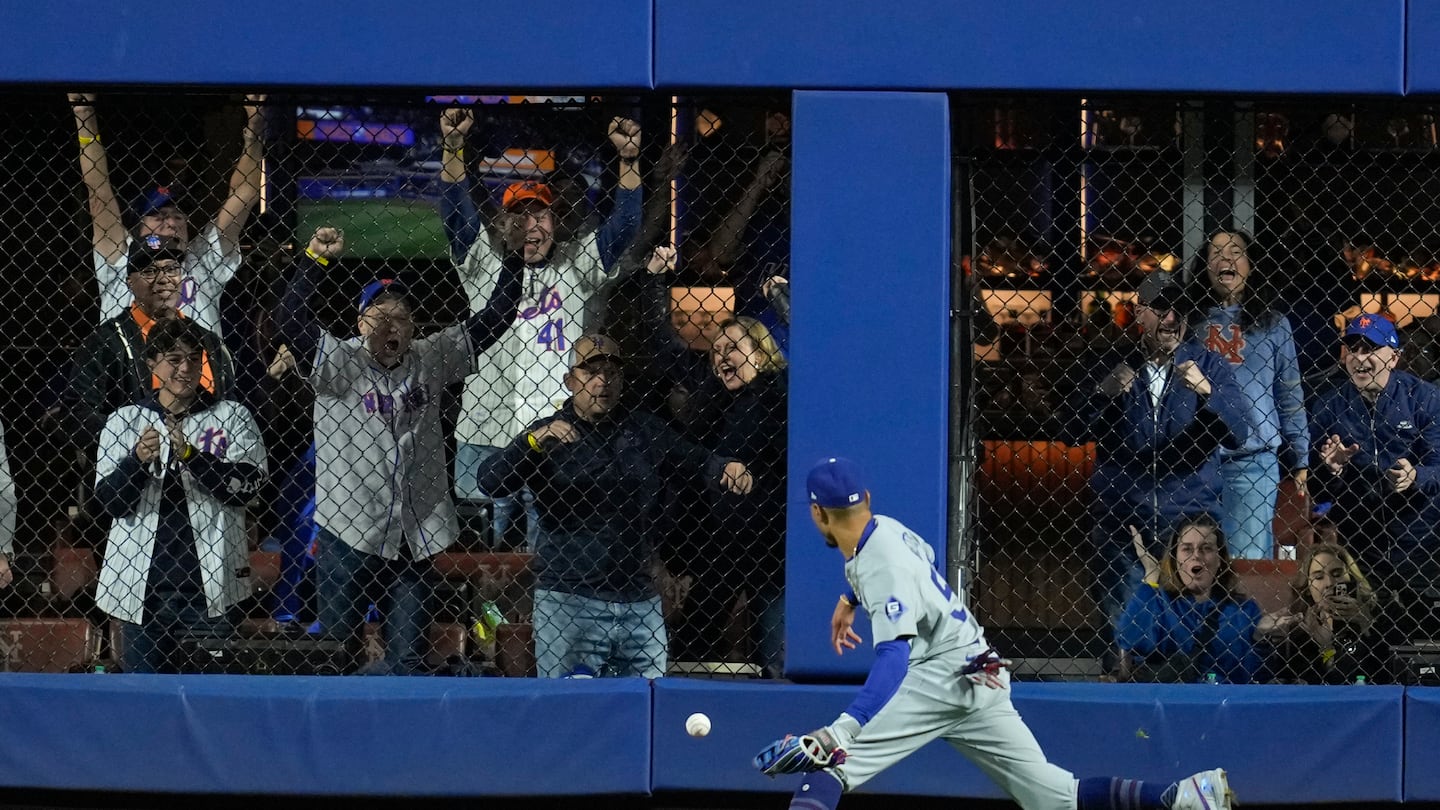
[673,314,789,676]
[1257,540,1402,683]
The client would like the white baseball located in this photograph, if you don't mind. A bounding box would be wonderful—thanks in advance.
[685,712,711,738]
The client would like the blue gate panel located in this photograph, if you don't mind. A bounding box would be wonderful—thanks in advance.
[656,0,1402,94]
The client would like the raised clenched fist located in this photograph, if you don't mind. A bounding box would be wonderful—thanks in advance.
[608,116,642,161]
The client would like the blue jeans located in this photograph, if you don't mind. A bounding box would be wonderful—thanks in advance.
[533,588,668,678]
[753,581,785,678]
[120,590,235,674]
[314,528,434,675]
[454,442,539,550]
[1219,451,1281,560]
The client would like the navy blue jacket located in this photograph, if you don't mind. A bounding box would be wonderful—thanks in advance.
[477,402,734,602]
[1065,343,1249,522]
[1308,369,1440,572]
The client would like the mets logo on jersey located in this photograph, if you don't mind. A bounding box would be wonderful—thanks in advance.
[363,385,430,416]
[1205,324,1246,364]
[884,597,907,623]
[197,427,229,458]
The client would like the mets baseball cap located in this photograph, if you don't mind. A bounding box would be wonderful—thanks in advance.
[127,234,186,274]
[358,278,409,312]
[130,184,180,222]
[1136,270,1188,313]
[502,180,556,211]
[1343,313,1400,349]
[807,457,867,509]
[571,334,624,370]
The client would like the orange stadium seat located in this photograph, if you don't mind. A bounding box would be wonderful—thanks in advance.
[0,618,99,672]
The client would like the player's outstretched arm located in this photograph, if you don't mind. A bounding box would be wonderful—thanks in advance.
[215,95,267,253]
[70,93,127,266]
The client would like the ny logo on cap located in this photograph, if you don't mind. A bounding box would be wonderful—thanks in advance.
[1360,315,1375,328]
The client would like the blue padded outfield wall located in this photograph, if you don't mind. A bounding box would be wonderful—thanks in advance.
[0,0,1434,802]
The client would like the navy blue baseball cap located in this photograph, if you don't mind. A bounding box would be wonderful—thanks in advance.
[807,457,868,508]
[1343,313,1399,349]
[130,184,180,221]
[358,278,409,312]
[127,234,186,274]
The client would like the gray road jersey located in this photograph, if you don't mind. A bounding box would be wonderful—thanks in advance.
[310,324,473,559]
[844,514,986,663]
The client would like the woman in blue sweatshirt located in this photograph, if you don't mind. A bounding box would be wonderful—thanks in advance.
[1116,514,1263,683]
[1186,230,1309,560]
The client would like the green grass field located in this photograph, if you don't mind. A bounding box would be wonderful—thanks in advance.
[296,198,449,260]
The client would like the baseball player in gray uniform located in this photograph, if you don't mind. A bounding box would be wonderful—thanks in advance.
[276,227,523,673]
[754,457,1235,810]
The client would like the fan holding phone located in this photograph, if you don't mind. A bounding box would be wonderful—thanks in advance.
[1256,540,1403,684]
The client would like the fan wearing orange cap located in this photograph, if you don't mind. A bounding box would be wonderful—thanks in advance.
[438,107,643,549]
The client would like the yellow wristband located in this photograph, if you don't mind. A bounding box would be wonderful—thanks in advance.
[526,432,546,454]
[181,444,197,462]
[304,247,330,266]
[78,134,100,146]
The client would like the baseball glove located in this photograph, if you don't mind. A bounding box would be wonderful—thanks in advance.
[961,646,1013,689]
[753,727,848,776]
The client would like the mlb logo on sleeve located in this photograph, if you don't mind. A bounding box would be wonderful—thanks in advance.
[884,597,906,622]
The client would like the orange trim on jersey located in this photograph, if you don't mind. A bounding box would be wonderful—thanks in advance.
[129,304,216,394]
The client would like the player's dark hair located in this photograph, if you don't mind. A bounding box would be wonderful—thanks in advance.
[1157,513,1246,602]
[144,318,209,359]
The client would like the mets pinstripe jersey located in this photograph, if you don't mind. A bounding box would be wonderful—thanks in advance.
[452,225,607,447]
[845,515,986,663]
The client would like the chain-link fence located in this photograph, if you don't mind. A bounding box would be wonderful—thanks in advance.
[0,91,790,678]
[962,97,1440,685]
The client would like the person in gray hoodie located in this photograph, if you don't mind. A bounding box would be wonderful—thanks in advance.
[1185,229,1309,560]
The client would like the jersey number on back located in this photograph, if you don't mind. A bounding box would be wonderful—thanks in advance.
[903,530,968,623]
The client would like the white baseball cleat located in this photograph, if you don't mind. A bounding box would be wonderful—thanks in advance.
[1173,769,1235,810]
